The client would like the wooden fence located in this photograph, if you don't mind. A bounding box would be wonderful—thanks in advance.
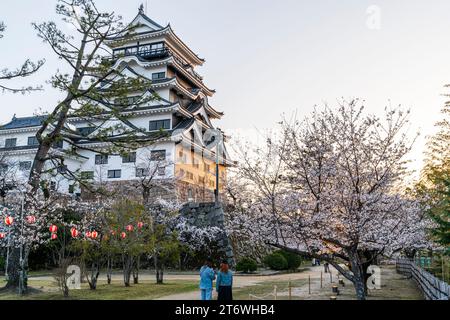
[396,258,450,300]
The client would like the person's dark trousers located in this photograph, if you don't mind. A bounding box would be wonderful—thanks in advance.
[218,286,233,301]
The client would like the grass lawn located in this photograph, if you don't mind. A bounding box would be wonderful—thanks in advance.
[0,279,198,300]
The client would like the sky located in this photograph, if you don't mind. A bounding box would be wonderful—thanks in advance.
[1,0,449,174]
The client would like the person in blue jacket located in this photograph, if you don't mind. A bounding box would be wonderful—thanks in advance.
[216,260,233,301]
[199,258,216,300]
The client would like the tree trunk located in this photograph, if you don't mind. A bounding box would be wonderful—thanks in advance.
[156,267,164,284]
[133,256,140,284]
[4,247,20,290]
[348,250,367,300]
[154,254,164,284]
[122,254,133,287]
[143,187,149,205]
[87,263,100,290]
[107,257,113,285]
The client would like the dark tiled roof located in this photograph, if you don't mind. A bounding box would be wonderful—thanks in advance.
[173,117,195,131]
[141,13,164,30]
[0,145,39,151]
[186,101,202,113]
[0,115,47,130]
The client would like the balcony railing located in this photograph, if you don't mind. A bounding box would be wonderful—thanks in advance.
[110,44,204,82]
[112,45,170,61]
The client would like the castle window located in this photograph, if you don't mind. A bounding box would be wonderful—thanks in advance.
[157,166,166,176]
[115,96,140,107]
[28,136,39,146]
[151,150,166,161]
[78,127,96,137]
[150,42,164,51]
[125,46,138,55]
[136,168,149,178]
[152,72,166,81]
[108,170,121,179]
[149,119,171,131]
[81,171,94,180]
[19,161,32,171]
[122,152,136,163]
[57,165,68,174]
[95,154,109,165]
[5,138,17,148]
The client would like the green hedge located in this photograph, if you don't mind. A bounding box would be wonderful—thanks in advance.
[275,250,302,270]
[236,258,258,273]
[264,253,288,270]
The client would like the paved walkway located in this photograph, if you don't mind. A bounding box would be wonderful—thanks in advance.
[156,266,322,300]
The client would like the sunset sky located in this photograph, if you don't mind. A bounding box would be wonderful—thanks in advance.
[1,0,449,174]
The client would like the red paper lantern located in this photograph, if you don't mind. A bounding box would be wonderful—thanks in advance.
[121,232,127,239]
[91,231,99,239]
[85,231,92,238]
[126,225,134,232]
[49,225,58,233]
[4,216,13,226]
[26,215,37,224]
[51,233,58,240]
[71,228,79,238]
[0,233,5,239]
[137,222,144,229]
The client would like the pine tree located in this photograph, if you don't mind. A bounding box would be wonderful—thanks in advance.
[419,87,450,253]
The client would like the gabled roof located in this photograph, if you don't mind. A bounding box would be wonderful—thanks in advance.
[136,9,164,30]
[0,115,47,130]
[125,7,164,33]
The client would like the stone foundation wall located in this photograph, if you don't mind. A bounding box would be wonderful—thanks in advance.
[180,202,235,266]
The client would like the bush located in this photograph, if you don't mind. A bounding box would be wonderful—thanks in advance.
[236,258,258,273]
[264,253,288,270]
[275,250,302,270]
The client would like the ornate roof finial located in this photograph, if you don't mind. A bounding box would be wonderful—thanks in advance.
[12,113,16,120]
[139,4,145,14]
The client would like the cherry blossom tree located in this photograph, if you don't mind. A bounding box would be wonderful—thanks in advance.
[229,100,433,300]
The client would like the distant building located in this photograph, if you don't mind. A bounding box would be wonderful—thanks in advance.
[0,7,233,203]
